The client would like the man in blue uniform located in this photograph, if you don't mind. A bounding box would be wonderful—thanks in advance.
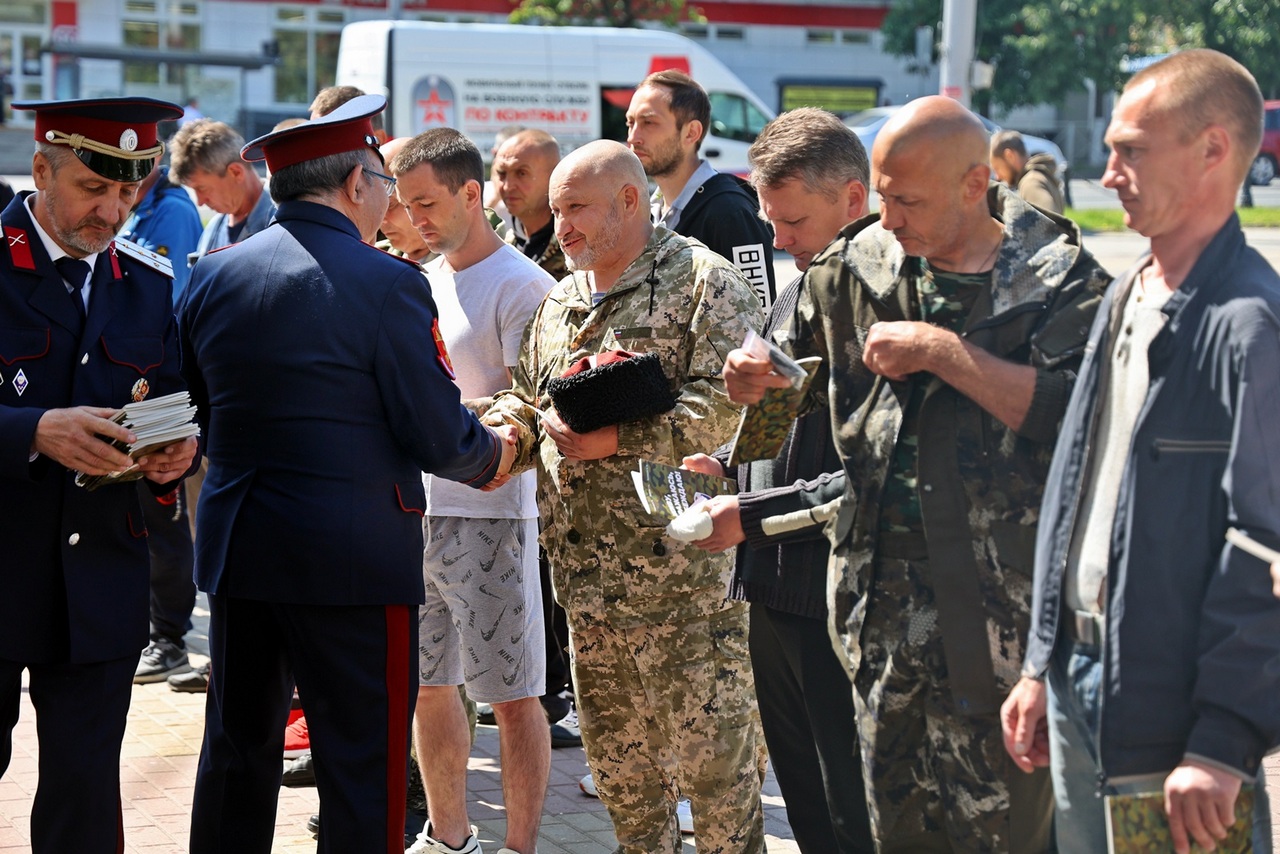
[118,160,205,685]
[179,95,517,854]
[0,96,200,854]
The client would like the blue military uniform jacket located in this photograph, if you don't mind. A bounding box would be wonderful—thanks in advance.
[0,192,186,664]
[178,200,501,607]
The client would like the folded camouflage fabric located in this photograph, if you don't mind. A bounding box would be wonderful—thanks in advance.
[546,350,676,435]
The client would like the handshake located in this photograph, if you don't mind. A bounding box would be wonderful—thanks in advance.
[480,423,520,493]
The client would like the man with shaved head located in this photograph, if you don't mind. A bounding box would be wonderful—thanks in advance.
[724,96,1110,851]
[494,129,568,281]
[1004,49,1280,854]
[483,140,767,854]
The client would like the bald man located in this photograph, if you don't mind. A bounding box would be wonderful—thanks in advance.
[483,140,767,854]
[495,129,569,281]
[723,97,1111,852]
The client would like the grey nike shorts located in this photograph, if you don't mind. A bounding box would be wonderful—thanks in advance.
[418,515,545,704]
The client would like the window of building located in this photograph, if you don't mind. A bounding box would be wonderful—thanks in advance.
[715,26,745,41]
[122,0,201,86]
[0,0,46,25]
[273,7,344,106]
[806,29,837,45]
[681,24,708,39]
[842,30,872,45]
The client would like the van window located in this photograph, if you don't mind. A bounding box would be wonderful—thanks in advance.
[708,92,769,144]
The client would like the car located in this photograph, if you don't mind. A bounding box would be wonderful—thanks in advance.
[1249,100,1280,186]
[845,105,1068,185]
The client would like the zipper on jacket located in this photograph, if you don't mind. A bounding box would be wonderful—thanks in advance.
[1149,438,1231,460]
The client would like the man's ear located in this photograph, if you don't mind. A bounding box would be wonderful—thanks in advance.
[462,177,483,210]
[681,119,703,150]
[963,161,992,202]
[32,151,51,190]
[342,162,366,203]
[845,179,869,220]
[226,161,245,181]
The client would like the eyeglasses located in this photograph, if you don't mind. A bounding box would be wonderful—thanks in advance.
[365,167,397,197]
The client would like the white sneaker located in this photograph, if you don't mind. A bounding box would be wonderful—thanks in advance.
[677,799,693,835]
[405,822,482,854]
[578,772,598,797]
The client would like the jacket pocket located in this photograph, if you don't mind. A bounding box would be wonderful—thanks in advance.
[990,519,1037,577]
[0,327,51,365]
[395,482,426,516]
[101,334,165,403]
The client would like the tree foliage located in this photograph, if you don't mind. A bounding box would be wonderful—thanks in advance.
[509,0,704,28]
[881,0,1280,109]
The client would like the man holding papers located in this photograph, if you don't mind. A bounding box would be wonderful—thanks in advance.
[0,96,198,854]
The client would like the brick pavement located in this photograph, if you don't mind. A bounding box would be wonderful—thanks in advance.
[0,594,799,853]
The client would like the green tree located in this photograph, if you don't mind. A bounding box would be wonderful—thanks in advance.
[881,0,1137,111]
[1148,0,1280,97]
[509,0,703,28]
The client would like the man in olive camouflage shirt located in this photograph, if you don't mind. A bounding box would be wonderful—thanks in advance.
[484,140,766,854]
[495,129,570,282]
[725,98,1110,852]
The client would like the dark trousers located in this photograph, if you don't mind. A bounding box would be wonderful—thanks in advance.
[540,546,572,718]
[138,483,195,645]
[0,655,135,854]
[191,594,415,854]
[749,602,875,854]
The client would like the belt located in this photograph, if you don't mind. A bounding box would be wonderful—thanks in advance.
[1066,609,1104,647]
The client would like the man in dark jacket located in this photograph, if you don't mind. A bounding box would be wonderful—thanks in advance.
[1002,49,1280,854]
[990,130,1065,215]
[626,69,776,311]
[179,95,515,853]
[0,96,199,854]
[682,107,873,854]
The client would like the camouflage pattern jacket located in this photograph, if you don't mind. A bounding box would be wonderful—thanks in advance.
[778,186,1109,715]
[505,223,570,282]
[484,227,764,628]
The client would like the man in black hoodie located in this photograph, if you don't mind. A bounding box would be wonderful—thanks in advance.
[626,69,776,311]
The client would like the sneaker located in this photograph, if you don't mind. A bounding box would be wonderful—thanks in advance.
[549,708,581,748]
[283,715,310,758]
[579,772,597,798]
[281,752,315,787]
[134,638,190,684]
[405,821,482,854]
[476,703,496,725]
[168,661,209,692]
[677,799,693,835]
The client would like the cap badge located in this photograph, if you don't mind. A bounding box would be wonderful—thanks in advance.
[119,128,139,151]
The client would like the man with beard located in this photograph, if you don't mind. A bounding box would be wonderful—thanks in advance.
[626,70,775,311]
[0,96,199,853]
[483,140,767,854]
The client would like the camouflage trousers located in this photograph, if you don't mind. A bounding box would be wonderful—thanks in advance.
[570,602,765,854]
[850,554,1053,853]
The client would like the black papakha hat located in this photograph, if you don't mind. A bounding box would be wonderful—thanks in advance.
[14,96,184,183]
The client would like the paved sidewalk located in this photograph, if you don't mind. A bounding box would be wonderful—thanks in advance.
[0,594,799,853]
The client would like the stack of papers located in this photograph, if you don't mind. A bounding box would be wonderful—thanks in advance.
[75,390,201,491]
[631,458,736,521]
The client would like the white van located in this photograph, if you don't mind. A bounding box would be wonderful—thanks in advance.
[335,20,774,175]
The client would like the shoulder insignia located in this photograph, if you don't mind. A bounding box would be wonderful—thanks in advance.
[369,241,425,269]
[112,237,174,279]
[3,226,35,270]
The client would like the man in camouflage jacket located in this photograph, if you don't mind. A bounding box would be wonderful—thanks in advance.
[726,99,1109,853]
[484,141,766,854]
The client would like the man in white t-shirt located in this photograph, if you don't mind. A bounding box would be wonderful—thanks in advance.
[391,128,555,854]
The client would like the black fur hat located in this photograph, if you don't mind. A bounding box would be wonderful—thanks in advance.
[546,351,677,435]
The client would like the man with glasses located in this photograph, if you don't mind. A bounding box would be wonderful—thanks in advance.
[179,96,517,854]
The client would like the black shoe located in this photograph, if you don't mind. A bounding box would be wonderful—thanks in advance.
[306,813,320,837]
[282,752,315,787]
[168,661,210,692]
[135,638,190,684]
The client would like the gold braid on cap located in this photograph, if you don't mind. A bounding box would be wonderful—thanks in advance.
[43,128,165,161]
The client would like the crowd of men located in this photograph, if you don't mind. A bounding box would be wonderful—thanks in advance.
[0,47,1277,854]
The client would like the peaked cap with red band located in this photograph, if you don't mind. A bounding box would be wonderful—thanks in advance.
[14,97,183,183]
[241,93,386,173]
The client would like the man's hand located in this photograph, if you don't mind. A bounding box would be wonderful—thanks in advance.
[680,453,725,478]
[689,494,745,553]
[1164,761,1244,854]
[1000,677,1051,773]
[862,321,953,381]
[480,424,519,492]
[136,436,199,485]
[32,406,135,474]
[723,348,790,405]
[541,410,617,461]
